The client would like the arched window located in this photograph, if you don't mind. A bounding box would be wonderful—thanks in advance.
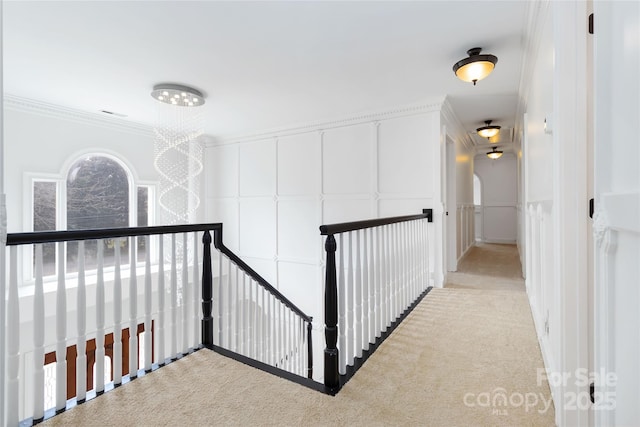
[473,174,482,206]
[31,153,151,278]
[66,156,131,272]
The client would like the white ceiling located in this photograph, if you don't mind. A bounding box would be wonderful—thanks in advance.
[4,1,528,150]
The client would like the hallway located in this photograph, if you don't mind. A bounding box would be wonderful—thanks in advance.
[43,244,554,426]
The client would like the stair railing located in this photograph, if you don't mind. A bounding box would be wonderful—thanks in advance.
[320,209,433,392]
[5,223,312,426]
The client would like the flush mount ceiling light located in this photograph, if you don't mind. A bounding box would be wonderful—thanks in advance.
[151,83,205,107]
[477,120,501,139]
[453,47,498,85]
[486,146,503,160]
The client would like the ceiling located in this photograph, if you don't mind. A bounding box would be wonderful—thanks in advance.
[4,1,529,152]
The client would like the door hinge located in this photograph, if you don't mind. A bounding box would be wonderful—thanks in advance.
[589,198,594,219]
[589,13,594,34]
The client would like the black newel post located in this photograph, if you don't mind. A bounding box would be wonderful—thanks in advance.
[307,319,313,379]
[201,230,214,348]
[324,234,340,391]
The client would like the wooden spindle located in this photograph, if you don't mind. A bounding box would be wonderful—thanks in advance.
[55,241,67,411]
[346,231,354,365]
[355,230,362,358]
[226,258,233,349]
[182,233,189,354]
[193,232,200,348]
[235,264,241,353]
[307,319,313,379]
[362,228,369,351]
[157,236,166,364]
[129,236,138,377]
[376,226,382,336]
[170,234,178,359]
[217,246,223,346]
[95,240,106,392]
[7,246,20,425]
[249,278,255,358]
[338,234,346,375]
[201,230,213,347]
[33,244,45,419]
[368,228,375,344]
[323,234,339,391]
[239,271,246,355]
[76,242,87,402]
[144,236,152,371]
[113,239,123,385]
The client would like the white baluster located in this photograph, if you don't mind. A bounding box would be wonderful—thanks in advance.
[346,231,354,366]
[239,271,246,355]
[376,227,383,337]
[193,232,200,348]
[7,246,20,425]
[157,236,166,364]
[259,287,265,362]
[248,277,254,358]
[227,258,233,349]
[232,263,238,352]
[425,218,431,288]
[113,239,123,384]
[170,234,178,359]
[182,233,189,354]
[217,248,223,346]
[95,240,106,392]
[144,235,152,371]
[394,223,401,318]
[338,233,346,375]
[368,228,375,345]
[385,224,394,327]
[355,230,362,358]
[129,236,138,377]
[268,292,273,365]
[55,241,67,411]
[362,229,369,352]
[289,310,294,372]
[33,244,45,419]
[76,242,87,403]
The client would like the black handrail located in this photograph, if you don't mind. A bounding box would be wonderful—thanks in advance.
[320,209,433,392]
[212,227,313,323]
[7,222,314,377]
[319,209,433,235]
[5,223,223,245]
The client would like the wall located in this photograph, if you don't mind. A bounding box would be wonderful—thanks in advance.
[474,153,518,244]
[3,98,159,235]
[441,102,475,271]
[205,102,447,379]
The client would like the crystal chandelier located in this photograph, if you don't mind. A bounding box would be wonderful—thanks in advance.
[151,84,205,225]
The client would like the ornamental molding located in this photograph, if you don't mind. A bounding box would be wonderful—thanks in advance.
[4,94,154,137]
[210,98,445,147]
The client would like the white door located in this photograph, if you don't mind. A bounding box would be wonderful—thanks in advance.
[592,2,640,425]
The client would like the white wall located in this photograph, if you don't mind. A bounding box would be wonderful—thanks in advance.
[441,103,475,270]
[474,153,518,244]
[3,98,158,234]
[205,103,445,379]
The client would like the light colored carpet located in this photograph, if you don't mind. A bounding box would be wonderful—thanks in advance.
[44,243,554,426]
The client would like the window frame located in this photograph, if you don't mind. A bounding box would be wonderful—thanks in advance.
[23,152,157,286]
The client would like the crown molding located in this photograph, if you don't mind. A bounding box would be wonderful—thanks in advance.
[440,97,474,152]
[210,98,445,147]
[4,94,154,137]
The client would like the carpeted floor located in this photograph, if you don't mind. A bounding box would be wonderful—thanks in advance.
[43,243,555,426]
